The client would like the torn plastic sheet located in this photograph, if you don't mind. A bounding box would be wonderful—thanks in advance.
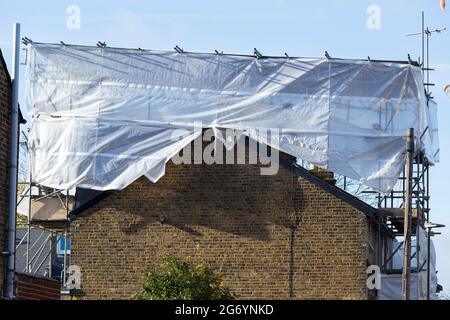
[25,43,439,192]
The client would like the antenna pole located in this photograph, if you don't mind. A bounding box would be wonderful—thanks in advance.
[422,11,425,77]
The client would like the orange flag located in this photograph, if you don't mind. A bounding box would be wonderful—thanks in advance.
[441,0,446,11]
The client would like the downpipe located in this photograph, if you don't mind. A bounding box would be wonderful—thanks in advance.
[5,23,21,299]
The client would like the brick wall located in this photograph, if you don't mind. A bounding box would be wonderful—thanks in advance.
[71,142,371,300]
[15,273,61,300]
[0,51,11,297]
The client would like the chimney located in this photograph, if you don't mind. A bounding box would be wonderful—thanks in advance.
[309,166,336,185]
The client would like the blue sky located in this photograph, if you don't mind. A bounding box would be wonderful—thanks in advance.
[1,0,449,296]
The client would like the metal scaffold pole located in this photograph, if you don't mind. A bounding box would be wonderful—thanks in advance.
[427,226,431,300]
[63,190,69,287]
[5,22,21,300]
[402,128,414,300]
[26,171,32,272]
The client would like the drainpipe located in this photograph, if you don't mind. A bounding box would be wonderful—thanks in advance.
[5,23,21,299]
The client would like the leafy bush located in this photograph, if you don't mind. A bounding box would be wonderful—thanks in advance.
[135,256,235,300]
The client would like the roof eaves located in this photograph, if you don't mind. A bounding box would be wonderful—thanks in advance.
[69,190,114,221]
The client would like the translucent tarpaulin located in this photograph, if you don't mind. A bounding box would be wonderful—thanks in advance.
[25,43,439,192]
[378,273,426,300]
[377,228,438,300]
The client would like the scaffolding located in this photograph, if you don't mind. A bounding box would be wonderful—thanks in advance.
[16,130,72,289]
[16,186,71,288]
[340,12,444,299]
[13,12,443,300]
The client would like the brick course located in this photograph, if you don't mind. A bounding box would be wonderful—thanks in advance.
[71,142,372,300]
[0,51,11,297]
[15,273,61,300]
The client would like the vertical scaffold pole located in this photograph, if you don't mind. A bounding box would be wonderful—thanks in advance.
[26,171,32,272]
[402,128,414,300]
[427,226,431,300]
[5,22,21,300]
[63,190,69,287]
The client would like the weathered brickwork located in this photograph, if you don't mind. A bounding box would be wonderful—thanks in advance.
[71,143,371,300]
[15,273,61,300]
[0,51,11,295]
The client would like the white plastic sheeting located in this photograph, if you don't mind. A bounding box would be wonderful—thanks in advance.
[377,228,438,300]
[25,43,439,191]
[378,273,423,300]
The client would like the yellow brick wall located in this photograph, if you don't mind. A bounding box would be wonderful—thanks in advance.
[71,144,370,300]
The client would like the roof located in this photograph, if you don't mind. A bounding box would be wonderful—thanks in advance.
[69,153,377,221]
[16,228,66,281]
[0,48,27,124]
[15,228,52,275]
[69,188,114,220]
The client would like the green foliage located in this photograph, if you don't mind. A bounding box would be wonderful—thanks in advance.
[16,214,28,223]
[135,256,235,300]
[16,214,28,228]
